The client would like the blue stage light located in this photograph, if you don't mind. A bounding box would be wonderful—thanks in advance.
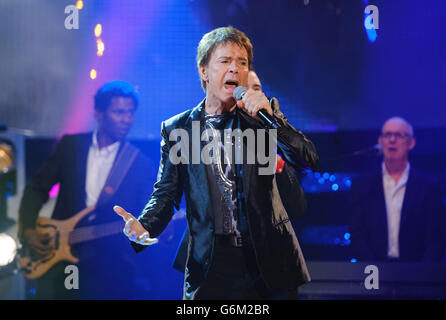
[364,3,378,43]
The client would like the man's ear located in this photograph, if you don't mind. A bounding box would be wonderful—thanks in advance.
[94,110,103,123]
[408,137,416,151]
[200,65,208,82]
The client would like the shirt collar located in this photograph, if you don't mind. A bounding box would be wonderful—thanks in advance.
[382,161,410,186]
[92,130,121,154]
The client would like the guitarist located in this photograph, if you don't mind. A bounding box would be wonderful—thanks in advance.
[17,81,155,299]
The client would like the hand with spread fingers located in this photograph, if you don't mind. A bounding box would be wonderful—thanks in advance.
[113,205,159,246]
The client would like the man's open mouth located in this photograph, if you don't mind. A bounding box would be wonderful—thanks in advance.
[224,80,239,90]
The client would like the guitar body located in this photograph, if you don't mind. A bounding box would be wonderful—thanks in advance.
[19,206,95,280]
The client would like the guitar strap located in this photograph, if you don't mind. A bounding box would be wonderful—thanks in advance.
[96,141,139,207]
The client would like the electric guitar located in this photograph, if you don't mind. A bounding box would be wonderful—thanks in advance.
[18,206,125,280]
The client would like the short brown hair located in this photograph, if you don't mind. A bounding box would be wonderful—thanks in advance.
[196,26,253,91]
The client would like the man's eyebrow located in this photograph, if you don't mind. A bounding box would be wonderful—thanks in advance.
[217,56,248,61]
[382,131,410,135]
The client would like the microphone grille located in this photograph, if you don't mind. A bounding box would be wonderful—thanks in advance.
[233,86,246,100]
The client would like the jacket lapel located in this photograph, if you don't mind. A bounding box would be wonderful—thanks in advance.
[75,132,92,209]
[375,171,389,255]
[398,169,415,253]
[183,101,266,216]
[185,101,213,218]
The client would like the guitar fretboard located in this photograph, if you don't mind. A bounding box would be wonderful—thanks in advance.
[68,220,124,245]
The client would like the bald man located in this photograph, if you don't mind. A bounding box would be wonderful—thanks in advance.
[349,117,445,262]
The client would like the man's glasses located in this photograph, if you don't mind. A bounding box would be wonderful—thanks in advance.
[381,132,411,140]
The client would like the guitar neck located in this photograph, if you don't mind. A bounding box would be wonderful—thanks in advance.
[68,220,124,245]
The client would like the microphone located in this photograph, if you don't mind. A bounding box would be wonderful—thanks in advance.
[351,144,382,156]
[233,86,280,129]
[319,144,382,164]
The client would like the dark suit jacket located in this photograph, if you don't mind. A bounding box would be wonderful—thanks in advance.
[18,132,155,298]
[132,99,318,299]
[349,168,445,262]
[19,132,153,229]
[172,154,308,274]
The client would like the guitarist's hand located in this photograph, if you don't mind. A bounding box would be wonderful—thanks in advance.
[113,205,159,246]
[23,229,52,257]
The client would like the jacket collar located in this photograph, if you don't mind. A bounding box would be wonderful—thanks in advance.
[184,99,265,199]
[184,99,205,128]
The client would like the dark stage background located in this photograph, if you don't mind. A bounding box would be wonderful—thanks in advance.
[2,0,445,136]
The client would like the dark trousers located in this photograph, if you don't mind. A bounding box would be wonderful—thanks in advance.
[194,236,299,300]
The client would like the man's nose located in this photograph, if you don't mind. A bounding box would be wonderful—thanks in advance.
[122,113,134,125]
[228,60,238,73]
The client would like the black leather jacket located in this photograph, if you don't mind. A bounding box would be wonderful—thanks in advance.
[132,98,318,299]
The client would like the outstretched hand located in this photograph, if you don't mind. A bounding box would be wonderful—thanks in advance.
[113,205,158,246]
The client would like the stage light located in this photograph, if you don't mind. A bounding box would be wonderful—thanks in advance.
[331,183,339,191]
[0,140,16,232]
[76,0,84,10]
[0,142,14,174]
[96,39,105,56]
[344,179,352,188]
[95,24,102,38]
[49,183,60,198]
[0,233,17,267]
[90,69,97,79]
[365,24,377,42]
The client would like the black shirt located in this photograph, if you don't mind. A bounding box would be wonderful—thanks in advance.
[202,108,241,235]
